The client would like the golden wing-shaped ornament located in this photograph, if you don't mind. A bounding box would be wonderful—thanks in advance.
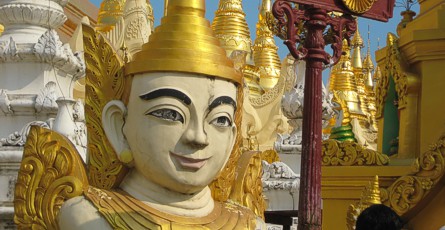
[14,126,88,229]
[229,151,266,219]
[82,24,128,189]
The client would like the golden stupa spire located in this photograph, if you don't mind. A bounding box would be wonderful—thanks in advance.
[363,28,374,89]
[329,39,366,120]
[253,0,281,90]
[212,0,252,60]
[351,22,364,69]
[126,0,242,84]
[164,0,169,16]
[96,0,126,32]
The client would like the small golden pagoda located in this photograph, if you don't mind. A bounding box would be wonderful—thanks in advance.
[96,0,126,32]
[363,37,378,131]
[328,23,378,148]
[253,0,281,90]
[212,0,264,98]
[351,25,371,117]
[329,39,367,122]
[212,0,252,60]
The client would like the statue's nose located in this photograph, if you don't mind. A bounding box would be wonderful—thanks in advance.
[183,122,209,149]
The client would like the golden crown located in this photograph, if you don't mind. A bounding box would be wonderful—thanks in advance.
[125,0,242,84]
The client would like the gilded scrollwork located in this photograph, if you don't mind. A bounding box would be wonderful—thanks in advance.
[82,24,128,189]
[375,33,419,118]
[229,151,266,219]
[14,126,88,229]
[381,135,445,216]
[322,139,389,166]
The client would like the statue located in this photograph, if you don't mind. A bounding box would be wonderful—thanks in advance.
[13,1,265,229]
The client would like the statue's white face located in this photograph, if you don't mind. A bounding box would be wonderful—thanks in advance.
[123,72,237,194]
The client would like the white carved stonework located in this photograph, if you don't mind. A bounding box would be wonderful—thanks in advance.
[322,84,337,140]
[34,30,85,77]
[0,0,85,228]
[35,82,59,113]
[262,160,300,211]
[0,121,51,147]
[52,98,87,161]
[0,0,68,44]
[262,161,300,192]
[274,61,305,155]
[0,146,22,230]
[274,61,337,154]
[266,224,284,230]
[0,0,85,137]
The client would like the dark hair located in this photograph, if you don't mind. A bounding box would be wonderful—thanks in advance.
[356,204,404,230]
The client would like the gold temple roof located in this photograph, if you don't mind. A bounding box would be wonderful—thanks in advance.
[212,0,252,60]
[330,39,358,92]
[96,0,126,32]
[253,0,281,90]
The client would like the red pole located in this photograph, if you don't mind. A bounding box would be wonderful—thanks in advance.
[272,2,356,229]
[298,8,326,230]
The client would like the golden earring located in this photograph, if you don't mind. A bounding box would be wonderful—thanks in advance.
[119,149,134,164]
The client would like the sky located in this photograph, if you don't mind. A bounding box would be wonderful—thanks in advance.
[89,0,419,80]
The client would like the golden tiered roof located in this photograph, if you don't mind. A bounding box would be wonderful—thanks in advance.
[253,0,281,90]
[212,0,252,60]
[212,0,265,98]
[96,0,126,32]
[329,39,366,119]
[330,39,356,92]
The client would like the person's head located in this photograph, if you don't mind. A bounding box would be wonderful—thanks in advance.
[356,204,404,230]
[102,0,242,194]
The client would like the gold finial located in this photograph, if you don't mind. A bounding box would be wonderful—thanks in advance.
[164,0,169,16]
[212,0,252,61]
[351,21,364,69]
[126,0,242,84]
[96,0,126,32]
[362,175,382,205]
[351,21,364,48]
[363,25,374,70]
[346,176,382,230]
[253,0,281,90]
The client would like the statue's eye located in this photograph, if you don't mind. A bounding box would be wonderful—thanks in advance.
[210,116,232,127]
[148,109,184,123]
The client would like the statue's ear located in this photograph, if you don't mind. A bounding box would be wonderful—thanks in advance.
[102,100,129,156]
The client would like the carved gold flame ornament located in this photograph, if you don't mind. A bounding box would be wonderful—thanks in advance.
[342,0,378,14]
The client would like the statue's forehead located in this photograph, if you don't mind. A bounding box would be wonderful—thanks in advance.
[131,72,237,99]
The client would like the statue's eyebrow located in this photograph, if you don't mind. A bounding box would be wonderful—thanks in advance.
[209,96,236,112]
[139,88,191,105]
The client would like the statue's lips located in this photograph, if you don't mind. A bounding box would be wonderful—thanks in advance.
[169,152,210,170]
